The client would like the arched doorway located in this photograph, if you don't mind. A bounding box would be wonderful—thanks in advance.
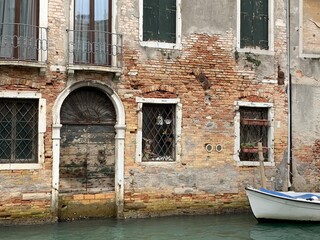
[58,87,117,220]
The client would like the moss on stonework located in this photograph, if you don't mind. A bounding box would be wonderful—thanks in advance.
[58,199,116,221]
[123,198,249,218]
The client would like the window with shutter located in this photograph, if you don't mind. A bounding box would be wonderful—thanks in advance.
[142,0,176,43]
[240,0,269,50]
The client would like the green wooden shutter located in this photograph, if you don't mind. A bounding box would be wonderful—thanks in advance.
[143,0,159,41]
[143,0,176,43]
[241,0,269,49]
[240,0,253,48]
[253,0,269,49]
[159,0,176,43]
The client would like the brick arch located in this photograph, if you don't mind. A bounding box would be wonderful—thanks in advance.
[142,84,176,94]
[239,94,270,103]
[142,85,178,98]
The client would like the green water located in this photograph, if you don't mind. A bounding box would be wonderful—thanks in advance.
[0,214,320,240]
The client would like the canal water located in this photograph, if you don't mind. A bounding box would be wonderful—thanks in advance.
[1,213,320,240]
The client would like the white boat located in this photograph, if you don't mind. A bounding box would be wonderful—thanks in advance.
[245,186,320,222]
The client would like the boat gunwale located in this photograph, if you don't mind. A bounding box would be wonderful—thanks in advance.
[245,186,320,206]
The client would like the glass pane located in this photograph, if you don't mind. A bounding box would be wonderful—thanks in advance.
[0,0,15,58]
[74,0,90,64]
[94,0,109,65]
[19,0,39,60]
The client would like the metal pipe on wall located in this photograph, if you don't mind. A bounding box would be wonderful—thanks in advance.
[286,0,293,190]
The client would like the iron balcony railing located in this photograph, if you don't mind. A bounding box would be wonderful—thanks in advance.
[67,29,123,69]
[0,23,48,64]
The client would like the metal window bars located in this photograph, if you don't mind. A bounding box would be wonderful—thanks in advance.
[142,104,175,162]
[0,23,48,63]
[239,107,269,161]
[0,99,38,163]
[67,29,123,68]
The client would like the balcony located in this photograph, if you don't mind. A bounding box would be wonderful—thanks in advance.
[0,23,48,69]
[67,29,123,75]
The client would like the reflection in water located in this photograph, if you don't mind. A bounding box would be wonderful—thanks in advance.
[0,214,320,240]
[250,222,320,240]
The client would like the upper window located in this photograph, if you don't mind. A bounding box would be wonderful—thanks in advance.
[143,0,176,43]
[136,98,182,163]
[73,0,111,66]
[238,0,273,52]
[0,0,47,63]
[299,0,320,57]
[0,92,46,169]
[139,0,181,49]
[233,101,274,166]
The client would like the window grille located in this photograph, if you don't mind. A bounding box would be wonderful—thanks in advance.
[0,99,38,163]
[239,107,269,161]
[142,103,175,162]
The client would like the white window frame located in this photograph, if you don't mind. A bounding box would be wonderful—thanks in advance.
[233,101,275,167]
[299,0,320,58]
[135,97,182,163]
[236,0,274,55]
[139,0,182,49]
[39,0,48,64]
[0,91,46,170]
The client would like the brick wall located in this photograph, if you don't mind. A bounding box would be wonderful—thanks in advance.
[0,0,290,221]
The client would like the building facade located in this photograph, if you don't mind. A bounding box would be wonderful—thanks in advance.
[0,0,314,222]
[289,0,320,191]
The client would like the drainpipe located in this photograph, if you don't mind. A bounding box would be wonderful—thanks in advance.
[286,0,293,190]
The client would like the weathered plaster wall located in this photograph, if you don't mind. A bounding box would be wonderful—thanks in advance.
[289,0,320,191]
[119,0,288,218]
[0,0,290,222]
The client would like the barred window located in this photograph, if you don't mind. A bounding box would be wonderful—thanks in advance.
[234,101,274,166]
[142,103,175,162]
[239,107,269,162]
[0,98,38,163]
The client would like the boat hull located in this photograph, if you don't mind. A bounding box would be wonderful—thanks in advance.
[245,187,320,222]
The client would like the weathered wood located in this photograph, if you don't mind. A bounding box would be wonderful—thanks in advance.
[258,142,267,189]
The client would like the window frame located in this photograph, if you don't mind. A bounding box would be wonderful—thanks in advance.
[0,91,46,170]
[68,0,119,69]
[299,0,320,58]
[139,0,182,49]
[0,0,48,66]
[73,0,112,65]
[236,0,274,54]
[233,101,275,167]
[135,97,182,164]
